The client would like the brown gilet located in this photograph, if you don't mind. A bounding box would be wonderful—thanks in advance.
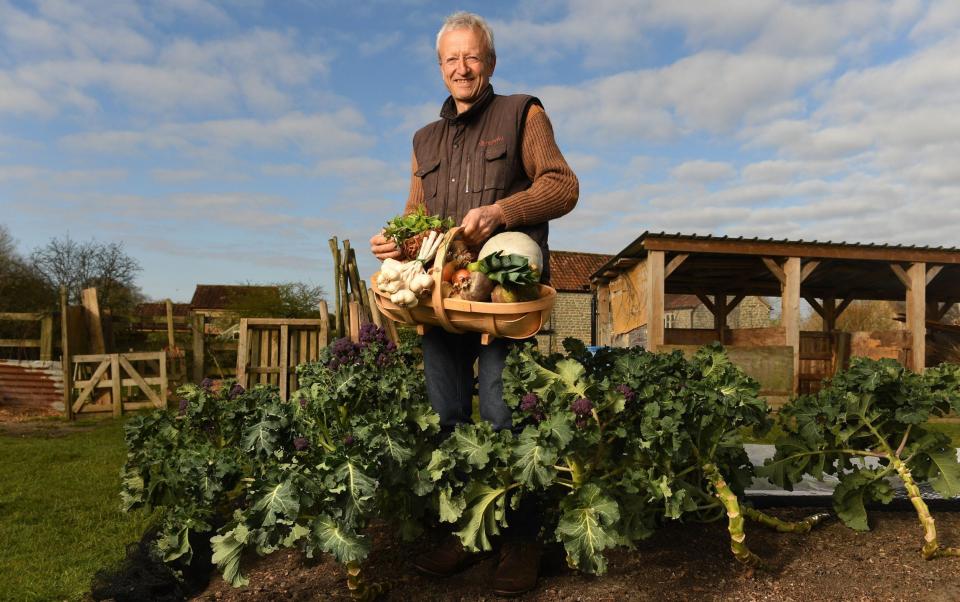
[412,85,550,278]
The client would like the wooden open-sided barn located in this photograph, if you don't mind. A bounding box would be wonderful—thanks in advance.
[591,232,960,404]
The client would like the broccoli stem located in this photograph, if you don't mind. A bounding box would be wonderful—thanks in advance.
[743,507,831,533]
[702,462,763,568]
[346,560,386,601]
[888,456,960,559]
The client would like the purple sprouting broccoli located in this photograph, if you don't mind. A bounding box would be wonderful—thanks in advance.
[177,398,188,415]
[299,396,308,409]
[328,337,361,370]
[575,416,589,429]
[359,323,390,347]
[228,383,245,399]
[520,393,541,413]
[293,436,310,451]
[376,352,389,367]
[344,434,355,446]
[200,377,214,391]
[570,397,594,417]
[616,384,636,404]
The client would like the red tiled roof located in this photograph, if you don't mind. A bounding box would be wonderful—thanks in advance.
[135,302,191,318]
[665,294,701,310]
[190,285,280,310]
[548,251,614,292]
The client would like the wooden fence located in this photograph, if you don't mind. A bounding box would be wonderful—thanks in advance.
[236,317,330,400]
[0,312,53,360]
[71,351,167,416]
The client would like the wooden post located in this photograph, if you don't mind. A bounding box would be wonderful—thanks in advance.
[158,352,168,407]
[823,297,836,332]
[714,294,728,344]
[165,299,176,350]
[906,262,926,372]
[192,312,205,383]
[60,287,73,420]
[318,301,330,347]
[38,314,53,361]
[782,258,801,393]
[596,285,611,347]
[279,324,289,400]
[111,353,122,417]
[348,302,361,343]
[328,237,343,338]
[646,251,665,351]
[367,287,384,328]
[81,287,105,354]
[236,318,249,390]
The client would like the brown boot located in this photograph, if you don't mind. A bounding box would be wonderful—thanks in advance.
[412,535,489,578]
[492,539,542,597]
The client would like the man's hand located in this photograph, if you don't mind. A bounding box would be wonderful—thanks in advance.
[461,204,505,246]
[370,230,401,260]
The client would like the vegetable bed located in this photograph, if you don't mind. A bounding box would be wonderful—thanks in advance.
[194,509,960,601]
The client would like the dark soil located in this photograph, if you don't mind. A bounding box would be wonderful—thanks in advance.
[195,508,960,602]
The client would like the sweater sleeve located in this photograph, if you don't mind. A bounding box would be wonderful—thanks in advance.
[496,103,579,229]
[403,151,425,215]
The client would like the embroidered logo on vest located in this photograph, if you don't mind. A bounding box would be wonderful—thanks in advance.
[478,135,504,147]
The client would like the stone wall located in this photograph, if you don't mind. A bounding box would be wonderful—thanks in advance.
[536,291,594,353]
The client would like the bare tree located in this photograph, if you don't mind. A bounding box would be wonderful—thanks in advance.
[30,235,143,312]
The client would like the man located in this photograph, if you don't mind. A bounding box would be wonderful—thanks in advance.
[369,11,578,597]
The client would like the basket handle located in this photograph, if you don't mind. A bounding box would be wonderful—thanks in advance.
[431,226,465,334]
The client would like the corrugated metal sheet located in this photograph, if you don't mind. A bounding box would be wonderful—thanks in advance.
[0,360,64,410]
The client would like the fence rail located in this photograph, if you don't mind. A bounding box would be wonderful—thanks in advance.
[0,312,53,361]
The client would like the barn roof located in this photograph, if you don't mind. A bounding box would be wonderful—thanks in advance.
[548,251,613,293]
[591,232,960,302]
[190,285,280,310]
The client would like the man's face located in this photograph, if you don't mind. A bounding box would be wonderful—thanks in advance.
[438,27,495,113]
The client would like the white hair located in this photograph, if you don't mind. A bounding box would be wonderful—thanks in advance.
[436,11,496,62]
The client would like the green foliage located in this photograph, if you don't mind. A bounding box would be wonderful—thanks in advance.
[473,251,539,287]
[421,341,771,574]
[382,205,454,247]
[226,282,327,319]
[761,358,960,530]
[121,326,439,587]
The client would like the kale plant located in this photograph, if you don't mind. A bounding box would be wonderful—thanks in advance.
[423,341,823,574]
[760,358,960,559]
[121,324,440,597]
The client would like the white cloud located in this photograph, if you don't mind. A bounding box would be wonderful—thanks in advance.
[670,160,735,183]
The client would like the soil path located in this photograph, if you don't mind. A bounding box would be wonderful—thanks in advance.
[195,508,960,602]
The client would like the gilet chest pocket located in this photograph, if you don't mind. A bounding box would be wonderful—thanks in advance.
[415,157,441,200]
[481,142,507,191]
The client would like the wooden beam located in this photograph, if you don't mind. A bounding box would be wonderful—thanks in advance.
[805,296,825,319]
[111,354,122,417]
[890,264,910,290]
[318,300,330,347]
[279,324,289,401]
[906,262,926,372]
[726,293,746,313]
[60,287,73,420]
[836,297,854,318]
[801,260,820,283]
[665,253,689,279]
[762,257,786,285]
[0,312,46,321]
[235,318,249,390]
[647,251,665,350]
[641,236,960,264]
[714,293,729,344]
[937,300,957,321]
[926,265,943,286]
[694,292,716,316]
[118,356,162,407]
[783,257,801,393]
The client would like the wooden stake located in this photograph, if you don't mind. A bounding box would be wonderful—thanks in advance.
[60,287,73,421]
[328,237,343,338]
[81,287,105,354]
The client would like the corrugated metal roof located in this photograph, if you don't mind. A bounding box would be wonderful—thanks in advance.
[0,360,63,411]
[548,251,614,292]
[592,231,960,282]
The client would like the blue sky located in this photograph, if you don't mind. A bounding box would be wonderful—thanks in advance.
[2,0,959,302]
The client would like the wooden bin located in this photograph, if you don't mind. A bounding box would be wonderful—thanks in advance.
[370,228,556,343]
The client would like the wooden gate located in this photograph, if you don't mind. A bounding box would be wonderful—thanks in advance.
[236,318,329,400]
[71,352,167,416]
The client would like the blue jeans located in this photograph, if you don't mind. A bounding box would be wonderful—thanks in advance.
[422,328,519,432]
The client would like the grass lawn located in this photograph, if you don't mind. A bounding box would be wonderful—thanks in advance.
[0,417,154,602]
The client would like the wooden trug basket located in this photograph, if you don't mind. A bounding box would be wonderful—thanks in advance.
[370,227,556,343]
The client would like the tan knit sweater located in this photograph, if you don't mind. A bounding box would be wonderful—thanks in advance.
[403,104,579,228]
